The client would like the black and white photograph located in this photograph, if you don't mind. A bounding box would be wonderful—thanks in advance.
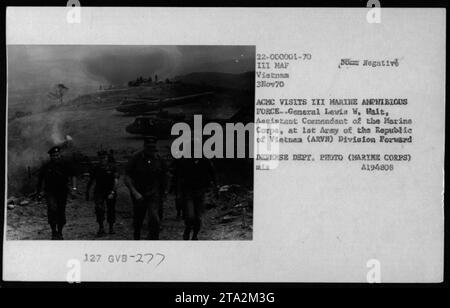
[2,6,446,285]
[6,45,255,241]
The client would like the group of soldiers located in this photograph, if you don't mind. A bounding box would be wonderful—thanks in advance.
[36,136,217,240]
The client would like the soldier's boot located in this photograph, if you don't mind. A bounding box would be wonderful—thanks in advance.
[148,222,160,240]
[50,224,58,240]
[191,230,199,240]
[175,198,183,220]
[108,224,115,234]
[147,233,159,240]
[134,229,141,240]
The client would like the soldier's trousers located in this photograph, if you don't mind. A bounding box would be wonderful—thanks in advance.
[132,193,163,240]
[181,189,205,235]
[94,191,116,225]
[45,192,68,227]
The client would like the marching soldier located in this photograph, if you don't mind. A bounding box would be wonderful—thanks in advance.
[36,146,77,240]
[173,155,217,240]
[169,160,184,220]
[124,136,167,240]
[86,150,119,236]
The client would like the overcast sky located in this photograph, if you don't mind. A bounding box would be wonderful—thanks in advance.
[7,45,255,92]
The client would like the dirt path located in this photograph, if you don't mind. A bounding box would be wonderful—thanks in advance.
[7,178,253,241]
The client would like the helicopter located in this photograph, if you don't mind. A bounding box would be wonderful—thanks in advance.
[125,104,254,139]
[116,92,214,115]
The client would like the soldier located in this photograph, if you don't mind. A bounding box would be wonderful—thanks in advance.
[108,149,116,164]
[36,146,77,240]
[173,155,218,240]
[124,136,167,240]
[86,150,119,236]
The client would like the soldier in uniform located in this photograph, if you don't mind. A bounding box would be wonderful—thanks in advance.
[124,136,167,240]
[172,153,218,240]
[108,149,116,164]
[169,160,184,220]
[86,150,119,236]
[36,146,77,240]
